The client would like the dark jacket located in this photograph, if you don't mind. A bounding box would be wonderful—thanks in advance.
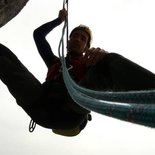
[31,17,91,131]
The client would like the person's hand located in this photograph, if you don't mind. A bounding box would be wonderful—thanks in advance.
[82,47,108,67]
[58,9,68,22]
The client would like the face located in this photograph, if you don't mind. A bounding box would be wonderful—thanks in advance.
[68,30,89,55]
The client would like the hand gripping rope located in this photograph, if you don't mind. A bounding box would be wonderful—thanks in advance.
[59,0,155,128]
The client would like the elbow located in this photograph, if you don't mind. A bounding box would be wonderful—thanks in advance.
[33,28,44,42]
[33,29,39,40]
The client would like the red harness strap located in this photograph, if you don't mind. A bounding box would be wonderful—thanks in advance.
[46,62,61,80]
[46,57,87,82]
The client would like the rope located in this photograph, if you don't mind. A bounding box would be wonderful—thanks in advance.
[59,0,155,128]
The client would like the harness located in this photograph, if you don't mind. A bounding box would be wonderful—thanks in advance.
[29,55,92,136]
[46,55,87,82]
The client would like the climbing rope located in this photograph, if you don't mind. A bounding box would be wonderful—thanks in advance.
[59,0,155,128]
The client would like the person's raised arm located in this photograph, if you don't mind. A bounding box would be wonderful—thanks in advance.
[33,9,67,68]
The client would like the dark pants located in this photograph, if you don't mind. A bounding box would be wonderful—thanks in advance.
[0,44,85,129]
[0,43,42,106]
[1,43,155,129]
[80,53,155,91]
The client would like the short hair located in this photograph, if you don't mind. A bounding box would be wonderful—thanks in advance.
[70,25,92,48]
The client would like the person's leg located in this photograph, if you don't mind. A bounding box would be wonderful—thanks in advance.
[0,43,42,106]
[79,54,114,90]
[107,53,155,90]
[80,53,155,91]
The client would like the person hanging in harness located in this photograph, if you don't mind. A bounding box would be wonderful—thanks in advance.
[0,8,107,137]
[0,8,155,137]
[32,8,108,135]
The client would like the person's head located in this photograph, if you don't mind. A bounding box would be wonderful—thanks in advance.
[67,25,92,55]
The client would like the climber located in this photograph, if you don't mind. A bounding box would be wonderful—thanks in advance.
[32,7,155,133]
[32,8,108,135]
[0,8,106,136]
[0,8,155,137]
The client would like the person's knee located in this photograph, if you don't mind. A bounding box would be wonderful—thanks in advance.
[0,43,10,54]
[0,43,16,59]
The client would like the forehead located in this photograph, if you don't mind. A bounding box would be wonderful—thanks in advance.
[71,29,89,39]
